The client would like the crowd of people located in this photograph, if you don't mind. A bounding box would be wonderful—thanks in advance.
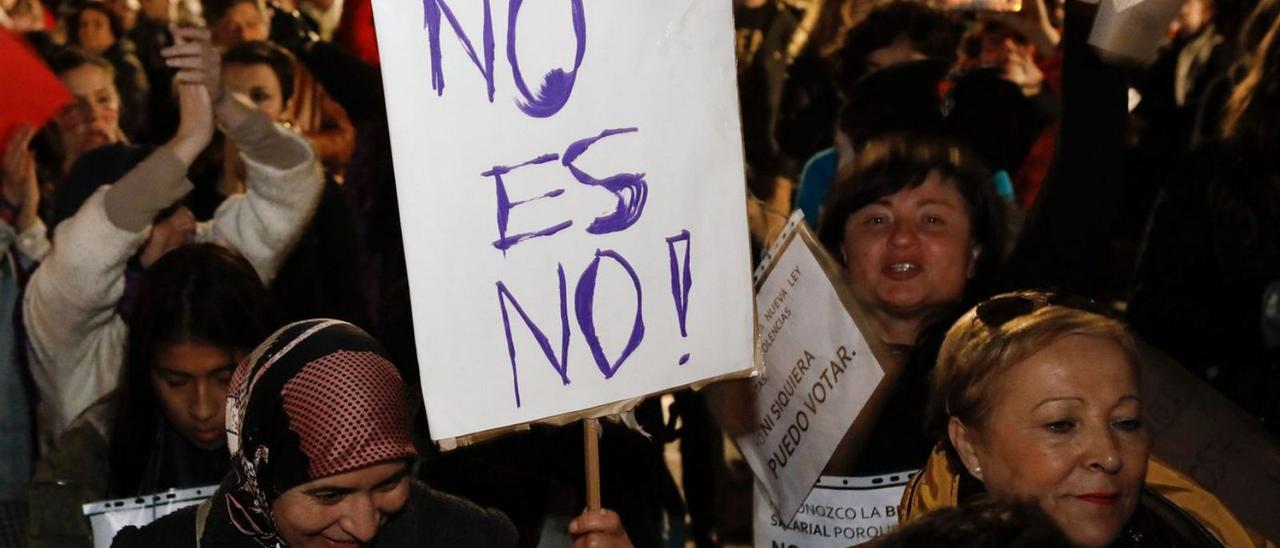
[0,0,1277,545]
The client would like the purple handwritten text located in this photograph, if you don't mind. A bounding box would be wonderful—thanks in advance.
[496,264,572,407]
[665,230,692,364]
[483,153,572,255]
[575,249,645,379]
[508,0,587,118]
[563,128,647,234]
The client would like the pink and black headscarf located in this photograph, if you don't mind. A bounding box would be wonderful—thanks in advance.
[222,319,418,546]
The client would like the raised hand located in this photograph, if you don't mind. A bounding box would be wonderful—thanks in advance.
[138,205,196,268]
[991,0,1061,53]
[164,27,225,105]
[1004,45,1046,96]
[2,124,40,230]
[162,27,219,164]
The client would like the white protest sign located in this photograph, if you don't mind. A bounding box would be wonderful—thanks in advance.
[736,213,885,521]
[1088,0,1182,64]
[82,484,216,548]
[372,1,755,442]
[754,473,914,547]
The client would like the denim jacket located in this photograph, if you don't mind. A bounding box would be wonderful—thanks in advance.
[0,217,48,502]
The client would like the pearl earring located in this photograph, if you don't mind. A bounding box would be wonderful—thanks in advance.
[973,466,983,479]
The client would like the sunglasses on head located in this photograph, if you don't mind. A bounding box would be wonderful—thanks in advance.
[974,293,1110,329]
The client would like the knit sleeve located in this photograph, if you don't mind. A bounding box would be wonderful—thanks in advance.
[23,188,141,444]
[199,124,323,283]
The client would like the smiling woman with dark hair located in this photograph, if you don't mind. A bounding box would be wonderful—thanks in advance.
[814,135,1008,475]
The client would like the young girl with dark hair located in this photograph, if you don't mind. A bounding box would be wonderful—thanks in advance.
[108,243,282,497]
[27,244,282,547]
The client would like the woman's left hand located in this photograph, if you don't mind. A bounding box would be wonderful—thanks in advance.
[2,124,39,230]
[162,27,224,106]
[1002,46,1045,97]
[569,509,632,548]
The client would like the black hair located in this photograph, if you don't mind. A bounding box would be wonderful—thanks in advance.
[107,243,282,497]
[876,499,1072,547]
[816,135,1008,302]
[960,20,1031,61]
[222,40,297,103]
[45,44,115,77]
[202,0,265,27]
[837,59,948,149]
[946,68,1042,173]
[66,2,125,50]
[837,0,961,92]
[1212,0,1261,45]
[52,143,149,229]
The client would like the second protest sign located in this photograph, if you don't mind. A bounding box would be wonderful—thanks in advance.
[738,213,887,521]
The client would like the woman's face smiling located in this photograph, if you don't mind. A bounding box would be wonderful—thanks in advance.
[272,461,412,548]
[950,335,1149,547]
[841,171,977,337]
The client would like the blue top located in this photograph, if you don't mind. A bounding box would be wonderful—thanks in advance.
[0,223,35,502]
[794,147,838,230]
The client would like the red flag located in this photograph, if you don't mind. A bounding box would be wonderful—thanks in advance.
[0,31,71,143]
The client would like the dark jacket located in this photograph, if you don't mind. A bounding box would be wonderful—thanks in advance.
[735,0,799,188]
[292,41,404,334]
[128,18,177,144]
[109,479,518,547]
[1128,141,1280,434]
[26,405,227,548]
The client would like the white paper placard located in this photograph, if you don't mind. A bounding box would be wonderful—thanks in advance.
[1088,0,1182,64]
[754,473,914,547]
[82,484,216,548]
[737,214,885,522]
[372,0,754,442]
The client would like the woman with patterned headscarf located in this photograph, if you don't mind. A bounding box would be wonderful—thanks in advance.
[109,319,518,547]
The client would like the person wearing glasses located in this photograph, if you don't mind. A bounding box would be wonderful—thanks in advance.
[898,291,1268,547]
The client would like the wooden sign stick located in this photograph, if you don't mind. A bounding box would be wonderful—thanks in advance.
[584,417,602,511]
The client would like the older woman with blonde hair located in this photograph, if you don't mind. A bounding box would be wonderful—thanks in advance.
[900,291,1272,547]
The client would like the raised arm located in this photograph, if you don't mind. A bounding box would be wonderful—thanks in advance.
[163,27,322,282]
[24,77,213,443]
[998,0,1128,296]
[1,124,50,264]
